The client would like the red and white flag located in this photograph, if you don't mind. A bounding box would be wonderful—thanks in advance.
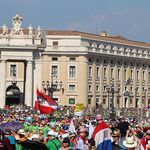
[34,88,58,114]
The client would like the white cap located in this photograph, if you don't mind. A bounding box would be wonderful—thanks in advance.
[61,133,69,139]
[31,134,39,139]
[47,130,56,136]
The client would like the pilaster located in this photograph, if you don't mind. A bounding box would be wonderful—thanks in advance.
[25,60,33,107]
[0,60,6,108]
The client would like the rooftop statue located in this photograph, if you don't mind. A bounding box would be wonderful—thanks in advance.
[2,24,8,35]
[11,14,23,35]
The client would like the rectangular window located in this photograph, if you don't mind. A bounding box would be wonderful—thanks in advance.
[69,66,76,78]
[143,71,145,81]
[52,57,58,61]
[111,68,113,79]
[88,85,92,91]
[10,64,17,77]
[142,87,145,92]
[117,69,120,80]
[131,70,133,80]
[104,86,106,92]
[53,41,58,46]
[104,68,106,79]
[96,85,99,92]
[70,57,76,61]
[69,98,75,104]
[130,87,132,92]
[124,86,127,91]
[53,41,58,49]
[96,67,99,78]
[88,66,92,78]
[103,99,106,104]
[69,85,75,91]
[88,99,91,104]
[51,66,58,77]
[137,70,139,80]
[96,98,99,103]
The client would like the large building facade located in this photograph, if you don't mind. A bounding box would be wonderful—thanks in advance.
[0,15,150,109]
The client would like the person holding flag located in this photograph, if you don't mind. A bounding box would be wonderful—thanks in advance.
[92,114,112,150]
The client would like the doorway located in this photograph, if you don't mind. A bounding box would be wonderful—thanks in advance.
[6,84,21,105]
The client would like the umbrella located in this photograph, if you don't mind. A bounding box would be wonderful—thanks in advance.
[0,121,23,132]
[20,139,49,150]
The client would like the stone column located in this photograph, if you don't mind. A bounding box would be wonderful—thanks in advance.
[120,64,124,108]
[114,63,117,108]
[133,64,136,108]
[33,60,42,102]
[91,62,96,106]
[139,66,143,108]
[145,64,148,107]
[0,60,6,108]
[126,66,131,108]
[106,62,110,108]
[99,62,103,105]
[25,60,33,107]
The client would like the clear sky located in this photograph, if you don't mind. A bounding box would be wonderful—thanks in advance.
[0,0,150,43]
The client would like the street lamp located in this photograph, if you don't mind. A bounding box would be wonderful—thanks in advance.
[106,78,120,119]
[42,74,63,99]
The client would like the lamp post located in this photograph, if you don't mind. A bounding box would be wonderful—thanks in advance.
[106,78,120,119]
[42,74,63,99]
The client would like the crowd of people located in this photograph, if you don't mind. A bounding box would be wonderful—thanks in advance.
[0,104,149,150]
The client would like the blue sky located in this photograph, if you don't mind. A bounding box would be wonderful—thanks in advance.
[0,0,150,42]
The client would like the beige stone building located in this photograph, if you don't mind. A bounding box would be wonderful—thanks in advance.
[0,15,150,109]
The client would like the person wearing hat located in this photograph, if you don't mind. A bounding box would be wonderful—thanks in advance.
[123,137,137,150]
[0,129,14,150]
[15,129,27,150]
[46,130,61,150]
[75,127,88,150]
[4,129,16,150]
[69,133,76,149]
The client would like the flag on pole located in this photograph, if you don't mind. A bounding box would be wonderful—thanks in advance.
[74,103,84,116]
[92,121,112,150]
[34,88,58,114]
[126,67,131,85]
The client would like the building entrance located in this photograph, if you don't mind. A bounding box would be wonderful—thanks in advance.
[6,84,20,105]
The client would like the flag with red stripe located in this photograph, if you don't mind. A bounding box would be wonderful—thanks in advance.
[34,88,58,114]
[92,121,112,150]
